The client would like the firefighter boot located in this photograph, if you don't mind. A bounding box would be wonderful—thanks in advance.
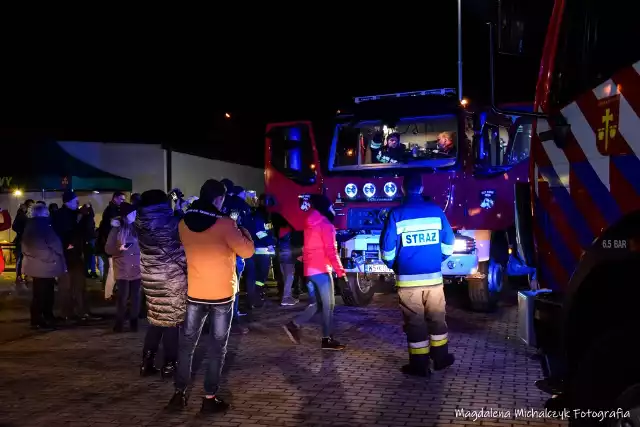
[401,354,430,377]
[430,343,455,371]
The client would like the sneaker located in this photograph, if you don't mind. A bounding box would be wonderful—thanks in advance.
[321,337,345,351]
[283,321,301,344]
[200,396,229,414]
[280,296,299,306]
[166,390,188,411]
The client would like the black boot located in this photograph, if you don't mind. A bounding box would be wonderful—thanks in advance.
[431,343,455,371]
[140,350,159,377]
[161,361,177,380]
[113,321,123,333]
[129,319,138,332]
[166,389,188,411]
[401,354,430,377]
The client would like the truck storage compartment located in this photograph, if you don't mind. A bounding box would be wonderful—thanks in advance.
[517,289,551,347]
[533,291,566,384]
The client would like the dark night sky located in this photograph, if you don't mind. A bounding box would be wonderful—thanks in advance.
[0,1,551,168]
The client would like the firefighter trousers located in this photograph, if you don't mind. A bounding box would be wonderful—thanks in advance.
[397,285,450,368]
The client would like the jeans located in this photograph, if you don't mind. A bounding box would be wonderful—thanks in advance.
[58,264,87,317]
[143,325,179,362]
[280,262,295,299]
[294,273,335,337]
[15,253,23,278]
[100,254,110,287]
[244,254,270,307]
[115,279,141,323]
[233,257,244,322]
[30,277,56,325]
[175,301,234,395]
[84,239,96,274]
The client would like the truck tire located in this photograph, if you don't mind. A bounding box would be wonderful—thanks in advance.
[566,330,640,427]
[466,259,503,312]
[339,273,375,307]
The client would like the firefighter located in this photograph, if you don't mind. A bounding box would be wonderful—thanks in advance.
[376,132,407,164]
[244,194,276,309]
[380,171,456,377]
[221,179,251,333]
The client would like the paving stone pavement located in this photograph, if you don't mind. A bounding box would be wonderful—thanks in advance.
[0,292,567,427]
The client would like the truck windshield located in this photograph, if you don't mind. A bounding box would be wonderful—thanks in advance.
[331,115,459,170]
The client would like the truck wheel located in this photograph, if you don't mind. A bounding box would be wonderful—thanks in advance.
[339,273,375,307]
[466,259,503,312]
[566,330,640,427]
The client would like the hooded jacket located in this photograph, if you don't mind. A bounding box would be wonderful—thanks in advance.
[179,199,255,305]
[302,210,345,277]
[135,202,187,327]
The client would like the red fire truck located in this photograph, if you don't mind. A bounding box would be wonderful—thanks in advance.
[491,0,640,420]
[264,86,536,311]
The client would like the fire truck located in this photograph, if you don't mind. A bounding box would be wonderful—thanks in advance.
[489,0,640,420]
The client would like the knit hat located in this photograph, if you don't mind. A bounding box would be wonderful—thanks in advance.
[120,202,136,217]
[62,190,78,204]
[199,179,227,203]
[140,189,169,207]
[221,178,235,193]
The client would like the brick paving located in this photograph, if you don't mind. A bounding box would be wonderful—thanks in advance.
[0,291,566,427]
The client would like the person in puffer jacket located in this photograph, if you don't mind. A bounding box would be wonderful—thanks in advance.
[134,190,187,380]
[282,194,347,351]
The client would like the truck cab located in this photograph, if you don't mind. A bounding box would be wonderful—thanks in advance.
[265,89,533,311]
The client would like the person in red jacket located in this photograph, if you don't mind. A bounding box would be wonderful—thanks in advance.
[283,194,346,350]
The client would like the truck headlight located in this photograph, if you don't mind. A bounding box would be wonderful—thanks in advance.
[453,236,476,254]
[453,239,467,252]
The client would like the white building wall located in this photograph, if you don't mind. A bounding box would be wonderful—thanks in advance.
[171,151,264,199]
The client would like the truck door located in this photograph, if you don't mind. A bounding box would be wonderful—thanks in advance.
[265,121,322,231]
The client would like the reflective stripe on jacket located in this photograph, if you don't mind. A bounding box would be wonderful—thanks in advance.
[380,194,455,287]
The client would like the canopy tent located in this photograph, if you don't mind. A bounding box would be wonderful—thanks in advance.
[0,140,132,193]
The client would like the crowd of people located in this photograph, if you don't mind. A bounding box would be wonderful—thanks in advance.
[2,177,350,413]
[2,171,457,415]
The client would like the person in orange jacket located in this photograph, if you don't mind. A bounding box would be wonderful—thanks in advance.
[167,179,254,414]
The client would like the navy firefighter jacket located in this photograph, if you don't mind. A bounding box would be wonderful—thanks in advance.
[379,194,455,287]
[245,208,276,255]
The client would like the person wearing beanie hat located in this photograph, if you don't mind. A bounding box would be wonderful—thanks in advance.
[167,179,254,413]
[220,178,235,194]
[106,202,142,333]
[283,193,346,351]
[52,189,100,323]
[134,189,187,379]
